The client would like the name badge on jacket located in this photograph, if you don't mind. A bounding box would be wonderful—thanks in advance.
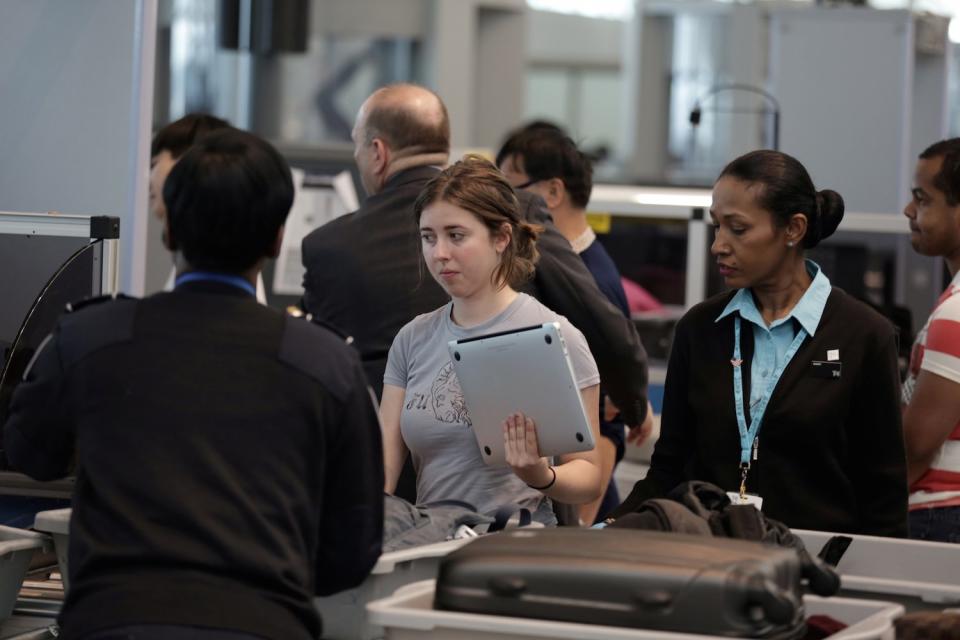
[811,360,842,379]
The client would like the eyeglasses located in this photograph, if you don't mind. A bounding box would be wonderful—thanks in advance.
[513,178,543,190]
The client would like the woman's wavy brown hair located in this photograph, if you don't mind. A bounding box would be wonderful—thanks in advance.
[414,154,541,290]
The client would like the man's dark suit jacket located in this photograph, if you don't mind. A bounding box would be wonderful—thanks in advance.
[301,165,649,425]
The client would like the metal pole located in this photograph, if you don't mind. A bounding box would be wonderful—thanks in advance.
[102,239,121,296]
[772,110,780,151]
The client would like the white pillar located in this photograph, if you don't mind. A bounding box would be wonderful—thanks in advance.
[0,0,158,295]
[426,0,526,151]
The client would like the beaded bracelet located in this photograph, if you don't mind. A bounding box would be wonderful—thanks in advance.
[526,465,556,491]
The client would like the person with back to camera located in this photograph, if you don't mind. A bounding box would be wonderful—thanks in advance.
[4,129,384,639]
[608,149,908,536]
[148,113,268,302]
[379,155,604,525]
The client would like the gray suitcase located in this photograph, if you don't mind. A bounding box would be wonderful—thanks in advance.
[434,528,807,639]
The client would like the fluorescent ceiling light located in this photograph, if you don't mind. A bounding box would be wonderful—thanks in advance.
[631,193,713,207]
[526,0,634,21]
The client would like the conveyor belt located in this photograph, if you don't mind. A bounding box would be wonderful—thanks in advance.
[0,598,58,639]
[0,473,73,499]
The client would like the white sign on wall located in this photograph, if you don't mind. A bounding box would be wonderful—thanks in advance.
[272,168,358,295]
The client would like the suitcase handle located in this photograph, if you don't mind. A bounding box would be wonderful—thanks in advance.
[746,575,798,625]
[816,535,853,567]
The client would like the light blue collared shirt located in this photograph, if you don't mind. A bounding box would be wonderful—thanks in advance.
[716,260,831,417]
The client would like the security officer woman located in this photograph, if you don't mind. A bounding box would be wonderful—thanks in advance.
[611,150,908,536]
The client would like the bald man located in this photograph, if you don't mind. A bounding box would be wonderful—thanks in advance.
[301,84,648,435]
[301,85,450,396]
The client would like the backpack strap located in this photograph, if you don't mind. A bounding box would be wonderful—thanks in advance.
[489,505,533,532]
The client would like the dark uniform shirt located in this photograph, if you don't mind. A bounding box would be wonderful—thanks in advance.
[3,279,384,640]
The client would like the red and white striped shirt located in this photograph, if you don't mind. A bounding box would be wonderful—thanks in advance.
[904,271,960,510]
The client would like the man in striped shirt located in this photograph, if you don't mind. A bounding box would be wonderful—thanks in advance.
[902,139,960,542]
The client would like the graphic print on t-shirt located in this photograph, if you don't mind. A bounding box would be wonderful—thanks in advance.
[405,361,471,427]
[431,362,470,425]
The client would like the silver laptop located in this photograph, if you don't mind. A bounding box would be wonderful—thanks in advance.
[448,322,595,467]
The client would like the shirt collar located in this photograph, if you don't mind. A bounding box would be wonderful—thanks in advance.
[380,164,442,191]
[174,271,258,298]
[569,226,596,254]
[938,269,960,304]
[715,260,831,335]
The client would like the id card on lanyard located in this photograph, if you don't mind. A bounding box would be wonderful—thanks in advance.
[729,315,807,509]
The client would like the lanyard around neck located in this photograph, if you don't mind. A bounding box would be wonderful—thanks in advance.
[175,271,257,297]
[732,315,808,466]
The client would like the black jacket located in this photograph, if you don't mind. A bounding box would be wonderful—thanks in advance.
[301,165,649,424]
[301,166,448,399]
[612,287,908,537]
[3,281,384,640]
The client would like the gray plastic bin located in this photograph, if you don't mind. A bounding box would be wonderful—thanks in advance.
[316,539,471,639]
[367,579,904,640]
[794,528,960,611]
[32,509,70,593]
[0,525,51,622]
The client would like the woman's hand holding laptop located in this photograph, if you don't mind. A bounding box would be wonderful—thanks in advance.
[503,412,555,490]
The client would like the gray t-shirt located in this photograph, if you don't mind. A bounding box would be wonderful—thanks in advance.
[384,293,600,521]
